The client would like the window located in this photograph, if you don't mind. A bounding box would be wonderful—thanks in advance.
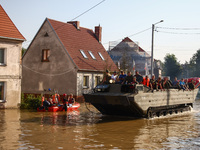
[80,50,88,59]
[88,51,96,59]
[0,82,5,101]
[42,49,50,62]
[95,76,100,87]
[83,76,89,88]
[98,52,105,60]
[0,49,5,65]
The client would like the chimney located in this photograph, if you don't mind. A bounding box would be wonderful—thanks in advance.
[95,25,102,43]
[67,21,80,30]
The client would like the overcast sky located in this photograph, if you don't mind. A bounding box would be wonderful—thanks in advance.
[1,0,200,63]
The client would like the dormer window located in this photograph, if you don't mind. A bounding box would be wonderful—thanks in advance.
[80,50,88,59]
[98,52,105,60]
[88,51,96,59]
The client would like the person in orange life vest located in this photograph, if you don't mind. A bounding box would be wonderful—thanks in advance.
[62,94,68,111]
[143,75,150,87]
[41,96,45,106]
[56,94,60,104]
[52,94,58,104]
[68,93,75,107]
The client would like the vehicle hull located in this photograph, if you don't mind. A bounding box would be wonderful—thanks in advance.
[83,84,198,118]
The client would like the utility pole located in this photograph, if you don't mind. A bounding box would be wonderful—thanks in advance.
[150,20,164,77]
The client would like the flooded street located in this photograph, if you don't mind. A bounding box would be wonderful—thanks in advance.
[1,101,200,150]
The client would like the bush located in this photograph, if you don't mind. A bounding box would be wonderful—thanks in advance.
[20,94,42,110]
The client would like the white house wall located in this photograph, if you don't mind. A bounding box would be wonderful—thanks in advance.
[0,40,22,108]
[77,72,103,96]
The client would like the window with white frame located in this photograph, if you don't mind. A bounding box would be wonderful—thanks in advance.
[0,48,6,65]
[88,51,96,59]
[95,76,100,87]
[80,50,88,59]
[0,82,5,101]
[83,76,89,88]
[98,52,105,60]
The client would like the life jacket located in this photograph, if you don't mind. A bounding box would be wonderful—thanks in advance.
[143,77,150,87]
[41,96,45,106]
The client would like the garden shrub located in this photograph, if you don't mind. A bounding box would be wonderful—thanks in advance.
[20,93,42,110]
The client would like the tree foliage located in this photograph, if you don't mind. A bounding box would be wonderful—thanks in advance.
[22,47,27,56]
[163,54,182,79]
[189,49,200,76]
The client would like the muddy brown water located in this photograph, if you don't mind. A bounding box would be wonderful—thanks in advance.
[1,101,200,150]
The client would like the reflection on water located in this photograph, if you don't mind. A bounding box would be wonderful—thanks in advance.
[1,101,200,149]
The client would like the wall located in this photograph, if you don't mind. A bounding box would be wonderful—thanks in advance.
[22,20,77,96]
[77,72,103,96]
[0,39,22,108]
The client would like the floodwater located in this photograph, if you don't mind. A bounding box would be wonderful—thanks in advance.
[1,101,200,150]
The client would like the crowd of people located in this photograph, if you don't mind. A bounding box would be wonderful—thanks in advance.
[42,93,75,111]
[102,70,196,91]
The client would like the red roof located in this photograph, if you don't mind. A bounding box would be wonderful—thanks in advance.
[0,5,25,41]
[122,37,146,52]
[122,37,133,42]
[48,18,118,72]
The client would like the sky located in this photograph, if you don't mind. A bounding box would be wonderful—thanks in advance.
[1,0,200,63]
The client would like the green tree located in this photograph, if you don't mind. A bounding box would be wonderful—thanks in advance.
[22,47,26,56]
[163,54,182,80]
[189,49,200,77]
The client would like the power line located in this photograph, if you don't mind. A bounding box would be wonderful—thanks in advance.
[156,30,200,35]
[103,27,152,45]
[128,27,152,37]
[157,26,200,30]
[23,0,106,48]
[71,0,106,21]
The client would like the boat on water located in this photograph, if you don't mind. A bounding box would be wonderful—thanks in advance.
[37,102,80,112]
[83,84,199,118]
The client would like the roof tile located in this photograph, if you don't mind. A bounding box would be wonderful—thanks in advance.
[48,18,118,72]
[0,5,25,40]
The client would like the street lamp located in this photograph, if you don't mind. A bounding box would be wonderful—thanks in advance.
[150,20,164,77]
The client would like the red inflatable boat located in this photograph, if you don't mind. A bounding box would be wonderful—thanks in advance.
[37,102,80,112]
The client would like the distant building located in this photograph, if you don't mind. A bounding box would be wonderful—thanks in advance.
[108,37,161,77]
[0,5,25,108]
[108,37,150,75]
[22,18,117,101]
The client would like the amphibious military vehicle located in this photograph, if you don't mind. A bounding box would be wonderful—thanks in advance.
[83,84,198,118]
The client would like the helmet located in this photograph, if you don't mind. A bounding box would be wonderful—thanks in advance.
[63,94,67,97]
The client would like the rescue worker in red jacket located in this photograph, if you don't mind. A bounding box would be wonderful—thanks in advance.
[143,75,150,87]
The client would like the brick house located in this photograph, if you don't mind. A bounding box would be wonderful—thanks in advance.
[0,5,25,108]
[22,18,118,101]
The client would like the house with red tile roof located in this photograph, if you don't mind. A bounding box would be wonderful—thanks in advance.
[0,5,25,108]
[22,18,118,100]
[109,37,154,76]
